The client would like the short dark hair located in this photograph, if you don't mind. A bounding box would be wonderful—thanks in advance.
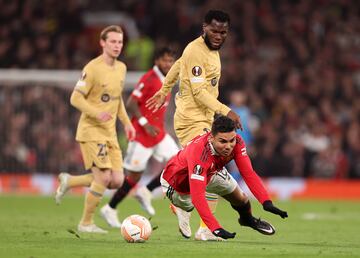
[204,10,230,25]
[211,115,236,135]
[154,47,176,60]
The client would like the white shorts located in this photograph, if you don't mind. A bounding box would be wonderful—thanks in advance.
[160,167,240,212]
[124,134,179,172]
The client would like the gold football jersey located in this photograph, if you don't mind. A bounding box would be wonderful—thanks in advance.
[161,36,230,128]
[72,56,130,142]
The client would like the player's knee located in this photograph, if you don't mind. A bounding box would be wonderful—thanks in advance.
[109,171,124,189]
[99,171,112,187]
[111,177,124,188]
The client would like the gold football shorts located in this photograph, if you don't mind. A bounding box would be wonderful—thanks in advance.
[79,140,123,171]
[174,119,211,147]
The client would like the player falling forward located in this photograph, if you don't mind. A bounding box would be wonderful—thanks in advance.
[161,115,288,240]
[146,10,242,240]
[100,47,180,228]
[55,25,135,233]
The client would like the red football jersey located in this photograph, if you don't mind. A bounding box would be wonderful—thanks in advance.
[162,132,270,231]
[131,66,171,147]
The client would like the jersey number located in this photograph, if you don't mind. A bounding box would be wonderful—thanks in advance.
[97,144,107,157]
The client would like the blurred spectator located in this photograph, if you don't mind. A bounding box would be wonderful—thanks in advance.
[0,85,84,173]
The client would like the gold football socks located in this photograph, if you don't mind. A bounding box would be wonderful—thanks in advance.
[79,181,106,225]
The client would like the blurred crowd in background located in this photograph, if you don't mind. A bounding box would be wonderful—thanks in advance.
[1,0,360,178]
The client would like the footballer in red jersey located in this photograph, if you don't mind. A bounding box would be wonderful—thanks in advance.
[101,48,180,228]
[161,115,288,239]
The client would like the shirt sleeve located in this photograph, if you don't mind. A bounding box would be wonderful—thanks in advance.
[233,137,270,204]
[159,58,180,96]
[70,66,100,118]
[187,147,222,231]
[183,48,231,116]
[70,90,100,118]
[117,75,132,126]
[131,78,146,104]
[117,97,131,126]
[74,65,94,97]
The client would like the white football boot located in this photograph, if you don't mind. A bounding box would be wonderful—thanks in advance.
[77,224,108,234]
[170,204,192,238]
[195,227,225,241]
[135,186,155,216]
[55,172,70,205]
[100,204,122,228]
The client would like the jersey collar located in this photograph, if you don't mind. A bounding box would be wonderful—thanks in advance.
[153,65,165,83]
[208,138,219,156]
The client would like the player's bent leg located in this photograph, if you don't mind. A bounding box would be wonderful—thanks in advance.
[55,172,94,205]
[223,186,275,235]
[100,171,139,228]
[78,168,110,233]
[160,173,192,238]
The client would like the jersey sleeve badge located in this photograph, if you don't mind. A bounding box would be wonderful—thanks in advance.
[190,164,204,181]
[192,66,202,76]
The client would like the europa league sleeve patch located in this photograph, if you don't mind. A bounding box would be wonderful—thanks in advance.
[80,71,87,80]
[192,66,202,76]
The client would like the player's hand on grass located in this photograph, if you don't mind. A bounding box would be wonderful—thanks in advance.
[227,110,243,130]
[98,112,112,122]
[145,91,166,112]
[212,228,236,239]
[124,124,136,141]
[144,124,160,137]
[263,200,288,219]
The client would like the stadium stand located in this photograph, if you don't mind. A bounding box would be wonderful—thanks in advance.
[0,0,359,179]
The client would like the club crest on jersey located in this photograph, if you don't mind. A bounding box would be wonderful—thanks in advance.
[192,66,202,76]
[101,93,110,102]
[193,164,203,175]
[211,77,217,86]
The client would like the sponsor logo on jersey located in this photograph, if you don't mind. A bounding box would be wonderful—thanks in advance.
[192,66,202,76]
[101,93,110,102]
[211,77,217,86]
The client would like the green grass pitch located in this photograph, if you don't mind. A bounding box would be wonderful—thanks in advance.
[1,195,359,258]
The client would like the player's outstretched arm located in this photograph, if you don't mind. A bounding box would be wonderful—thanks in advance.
[262,200,288,219]
[146,58,180,112]
[145,91,166,113]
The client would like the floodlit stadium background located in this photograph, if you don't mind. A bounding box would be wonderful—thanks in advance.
[0,0,360,199]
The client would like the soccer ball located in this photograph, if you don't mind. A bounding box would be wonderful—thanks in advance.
[121,214,152,243]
